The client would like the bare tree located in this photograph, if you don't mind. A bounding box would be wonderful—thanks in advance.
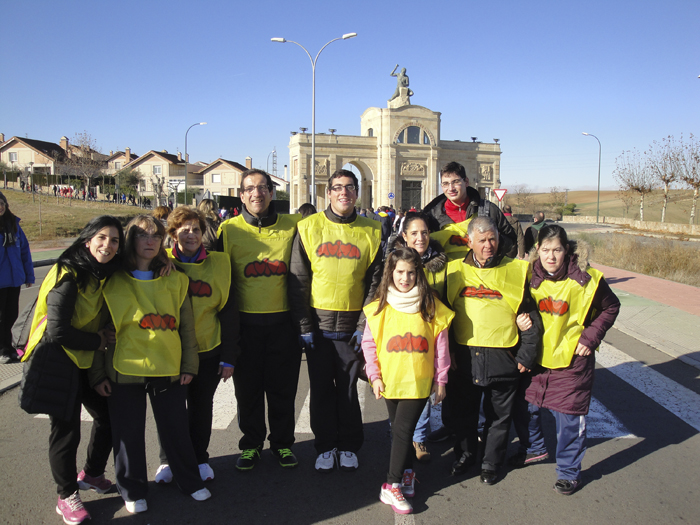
[613,148,656,221]
[548,186,565,217]
[677,133,700,225]
[62,132,106,197]
[511,184,535,214]
[646,136,678,223]
[617,188,636,218]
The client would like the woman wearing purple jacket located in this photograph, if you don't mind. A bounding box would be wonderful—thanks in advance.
[515,224,620,496]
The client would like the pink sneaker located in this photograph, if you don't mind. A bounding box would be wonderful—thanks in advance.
[379,483,413,514]
[56,491,91,524]
[401,469,416,498]
[77,470,112,494]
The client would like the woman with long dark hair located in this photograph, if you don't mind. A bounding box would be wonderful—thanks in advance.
[0,191,34,363]
[20,215,123,525]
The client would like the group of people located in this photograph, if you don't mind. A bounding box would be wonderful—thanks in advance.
[13,161,620,522]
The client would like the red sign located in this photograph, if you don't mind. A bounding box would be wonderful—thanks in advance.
[493,188,507,201]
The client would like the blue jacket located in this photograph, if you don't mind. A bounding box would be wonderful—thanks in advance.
[0,217,35,289]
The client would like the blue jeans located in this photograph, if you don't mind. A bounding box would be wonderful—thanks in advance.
[412,400,431,442]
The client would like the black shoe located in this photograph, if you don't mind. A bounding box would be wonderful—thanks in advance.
[451,453,476,476]
[271,448,298,468]
[236,447,262,471]
[427,426,454,443]
[480,469,498,485]
[0,352,19,364]
[553,478,582,495]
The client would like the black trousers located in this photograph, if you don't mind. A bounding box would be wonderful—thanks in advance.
[48,369,112,499]
[158,353,222,465]
[306,334,364,454]
[108,380,204,502]
[0,286,20,356]
[385,398,427,484]
[450,346,517,470]
[233,320,302,451]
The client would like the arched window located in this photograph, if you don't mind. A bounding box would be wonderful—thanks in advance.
[397,126,429,145]
[367,128,374,137]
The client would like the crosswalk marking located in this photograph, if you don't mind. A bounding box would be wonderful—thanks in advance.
[587,397,636,439]
[211,379,236,430]
[295,381,370,435]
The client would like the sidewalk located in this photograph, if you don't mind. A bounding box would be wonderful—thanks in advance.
[593,263,700,369]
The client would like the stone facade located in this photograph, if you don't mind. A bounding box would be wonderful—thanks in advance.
[288,98,502,211]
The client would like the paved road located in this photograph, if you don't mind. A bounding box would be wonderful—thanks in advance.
[1,228,699,524]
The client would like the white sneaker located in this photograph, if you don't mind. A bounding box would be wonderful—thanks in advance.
[315,449,337,472]
[380,483,412,514]
[191,488,211,501]
[338,450,358,471]
[199,463,215,481]
[154,464,173,484]
[125,499,148,514]
[401,469,416,498]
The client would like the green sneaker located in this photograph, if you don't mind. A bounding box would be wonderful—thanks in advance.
[272,448,298,468]
[236,447,262,471]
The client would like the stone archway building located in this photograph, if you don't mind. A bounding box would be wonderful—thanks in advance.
[288,92,502,211]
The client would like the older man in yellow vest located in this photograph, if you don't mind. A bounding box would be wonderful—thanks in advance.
[445,216,541,485]
[218,169,302,470]
[288,169,383,473]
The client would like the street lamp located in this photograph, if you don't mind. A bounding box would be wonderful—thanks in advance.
[184,122,207,205]
[272,32,357,205]
[582,132,602,223]
[29,162,34,203]
[267,148,276,174]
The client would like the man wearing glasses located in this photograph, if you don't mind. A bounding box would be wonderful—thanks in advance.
[218,169,303,471]
[288,169,383,473]
[424,162,516,260]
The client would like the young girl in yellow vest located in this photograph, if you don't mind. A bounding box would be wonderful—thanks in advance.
[362,247,454,515]
[90,215,210,514]
[19,216,123,525]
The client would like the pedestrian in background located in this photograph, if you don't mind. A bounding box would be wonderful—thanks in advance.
[19,216,123,525]
[362,247,454,515]
[0,191,34,364]
[197,199,221,252]
[503,205,525,258]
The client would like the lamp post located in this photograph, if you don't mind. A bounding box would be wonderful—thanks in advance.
[267,148,276,174]
[582,132,602,223]
[184,122,207,206]
[29,162,35,203]
[271,32,357,206]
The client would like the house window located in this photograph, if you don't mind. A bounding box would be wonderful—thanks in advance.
[367,128,374,137]
[114,162,121,170]
[153,165,162,175]
[397,126,423,145]
[423,133,431,145]
[212,173,221,183]
[9,152,18,162]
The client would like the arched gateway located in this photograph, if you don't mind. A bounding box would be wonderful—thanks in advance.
[288,76,502,211]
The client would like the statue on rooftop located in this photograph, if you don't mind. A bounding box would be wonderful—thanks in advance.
[389,65,414,102]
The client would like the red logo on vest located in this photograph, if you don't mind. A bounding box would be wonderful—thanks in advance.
[188,279,212,297]
[386,333,429,353]
[449,235,469,246]
[244,258,288,277]
[316,240,361,260]
[538,296,569,316]
[139,313,177,331]
[460,285,503,299]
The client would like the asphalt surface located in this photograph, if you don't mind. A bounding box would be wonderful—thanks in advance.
[0,222,698,524]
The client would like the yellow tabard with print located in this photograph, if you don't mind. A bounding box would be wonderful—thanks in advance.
[220,213,300,314]
[364,300,454,399]
[298,213,381,312]
[167,250,231,353]
[446,257,528,348]
[430,218,473,261]
[103,270,188,377]
[425,267,447,301]
[530,267,603,369]
[23,265,106,369]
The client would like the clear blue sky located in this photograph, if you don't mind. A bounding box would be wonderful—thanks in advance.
[2,0,698,192]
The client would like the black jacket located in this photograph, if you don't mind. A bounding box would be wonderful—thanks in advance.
[288,207,383,334]
[423,186,517,258]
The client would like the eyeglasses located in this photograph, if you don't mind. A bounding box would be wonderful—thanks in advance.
[135,234,163,242]
[243,185,270,195]
[441,180,464,189]
[330,184,357,193]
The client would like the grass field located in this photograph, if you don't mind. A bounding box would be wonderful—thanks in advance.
[507,189,698,225]
[3,189,142,242]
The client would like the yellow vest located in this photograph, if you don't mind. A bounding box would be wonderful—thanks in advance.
[430,219,473,261]
[425,267,447,301]
[446,257,528,347]
[364,300,454,399]
[103,270,188,377]
[23,265,106,369]
[167,250,231,353]
[298,213,381,312]
[220,214,300,314]
[531,267,603,369]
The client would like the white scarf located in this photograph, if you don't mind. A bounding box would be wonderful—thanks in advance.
[386,284,421,314]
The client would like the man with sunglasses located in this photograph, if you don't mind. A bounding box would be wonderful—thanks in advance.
[289,169,383,473]
[218,169,303,471]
